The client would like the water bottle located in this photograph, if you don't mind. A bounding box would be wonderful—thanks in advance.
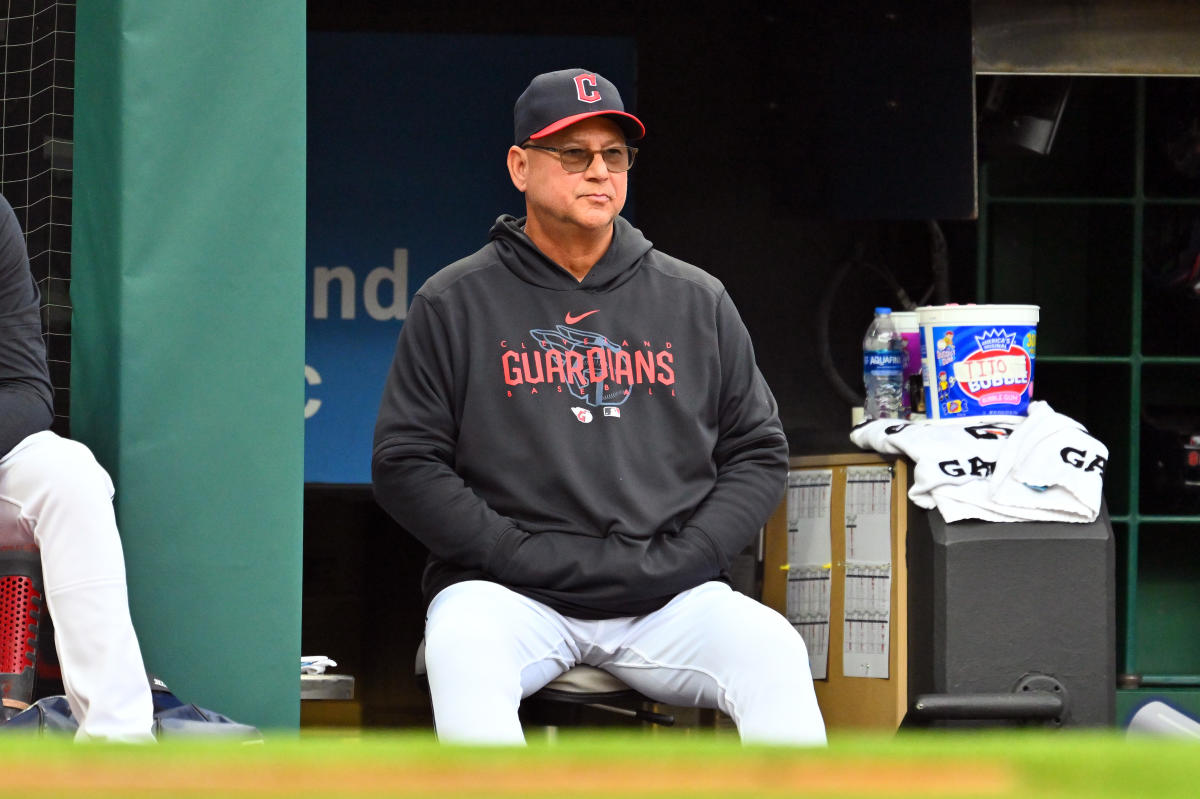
[862,307,908,420]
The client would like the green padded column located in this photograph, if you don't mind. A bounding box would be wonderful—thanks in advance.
[71,1,305,730]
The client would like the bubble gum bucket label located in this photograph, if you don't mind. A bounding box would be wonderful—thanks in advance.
[920,307,1038,419]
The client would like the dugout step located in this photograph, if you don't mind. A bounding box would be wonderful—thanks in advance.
[300,674,360,729]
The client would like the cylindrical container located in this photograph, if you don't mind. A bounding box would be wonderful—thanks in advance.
[891,311,921,415]
[862,307,907,419]
[1127,700,1200,739]
[918,304,1039,420]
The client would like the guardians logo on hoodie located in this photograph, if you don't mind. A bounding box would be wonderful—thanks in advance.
[499,320,675,419]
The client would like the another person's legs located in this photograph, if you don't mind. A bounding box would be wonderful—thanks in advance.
[423,580,577,744]
[0,431,154,742]
[599,581,827,745]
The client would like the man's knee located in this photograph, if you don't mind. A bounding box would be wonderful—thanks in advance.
[425,610,515,673]
[702,588,807,650]
[5,433,112,499]
[425,582,527,674]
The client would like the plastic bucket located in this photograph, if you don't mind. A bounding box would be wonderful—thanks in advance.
[918,304,1039,420]
[891,311,922,413]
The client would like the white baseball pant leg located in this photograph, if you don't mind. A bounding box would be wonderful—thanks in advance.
[597,581,826,745]
[0,431,154,742]
[423,579,825,746]
[424,579,578,744]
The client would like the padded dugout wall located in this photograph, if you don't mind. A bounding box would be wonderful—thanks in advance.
[70,1,305,730]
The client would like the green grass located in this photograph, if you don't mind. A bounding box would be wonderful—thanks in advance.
[0,728,1195,797]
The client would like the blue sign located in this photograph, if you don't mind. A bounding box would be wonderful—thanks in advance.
[306,33,637,483]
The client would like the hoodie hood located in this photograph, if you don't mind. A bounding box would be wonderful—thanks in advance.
[489,214,653,293]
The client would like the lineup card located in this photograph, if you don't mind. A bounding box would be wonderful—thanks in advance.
[842,465,892,679]
[785,469,832,679]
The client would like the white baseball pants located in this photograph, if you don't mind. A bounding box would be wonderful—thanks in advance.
[424,578,826,745]
[0,431,154,742]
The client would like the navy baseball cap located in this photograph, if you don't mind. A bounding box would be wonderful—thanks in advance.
[514,68,645,145]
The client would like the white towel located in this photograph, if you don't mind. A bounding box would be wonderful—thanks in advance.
[990,401,1108,518]
[849,401,1107,523]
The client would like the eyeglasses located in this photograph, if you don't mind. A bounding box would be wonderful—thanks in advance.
[521,143,638,173]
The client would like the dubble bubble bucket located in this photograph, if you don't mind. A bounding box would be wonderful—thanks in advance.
[918,304,1039,420]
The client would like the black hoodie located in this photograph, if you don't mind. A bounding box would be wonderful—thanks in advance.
[372,214,788,618]
[0,194,53,460]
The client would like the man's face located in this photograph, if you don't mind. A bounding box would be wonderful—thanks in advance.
[515,116,628,236]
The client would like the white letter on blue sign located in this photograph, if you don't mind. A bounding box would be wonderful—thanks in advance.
[312,266,356,319]
[305,364,322,418]
[365,248,409,321]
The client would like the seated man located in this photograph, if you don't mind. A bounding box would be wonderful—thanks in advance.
[372,68,826,745]
[0,194,153,741]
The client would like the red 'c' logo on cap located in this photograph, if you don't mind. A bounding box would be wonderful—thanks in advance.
[574,73,601,104]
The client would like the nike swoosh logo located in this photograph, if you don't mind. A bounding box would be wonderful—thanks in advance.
[564,310,599,324]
